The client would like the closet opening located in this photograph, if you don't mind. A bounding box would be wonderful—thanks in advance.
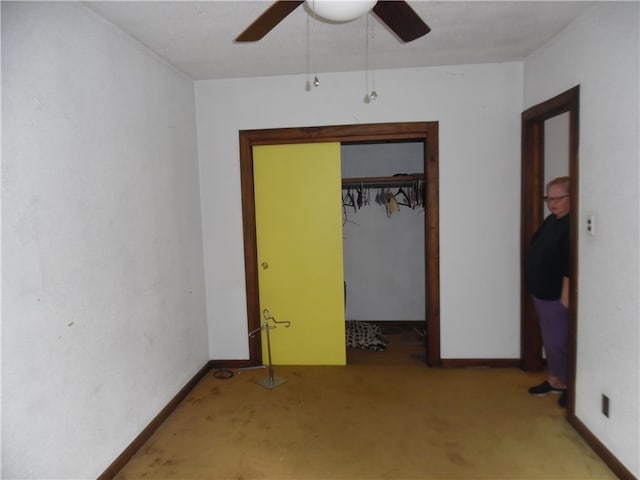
[239,122,440,367]
[341,140,428,365]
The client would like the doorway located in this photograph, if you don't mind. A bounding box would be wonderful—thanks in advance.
[520,86,579,411]
[239,122,440,367]
[341,141,426,365]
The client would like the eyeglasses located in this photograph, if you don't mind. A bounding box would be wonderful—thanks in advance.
[544,194,570,203]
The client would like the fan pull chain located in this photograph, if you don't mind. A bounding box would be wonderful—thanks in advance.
[364,13,370,103]
[305,12,311,91]
[370,15,377,100]
[308,0,319,89]
[363,13,378,104]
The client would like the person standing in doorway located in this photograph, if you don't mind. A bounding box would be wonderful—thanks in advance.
[525,176,571,408]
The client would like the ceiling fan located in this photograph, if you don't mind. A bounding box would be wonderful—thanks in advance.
[235,1,431,43]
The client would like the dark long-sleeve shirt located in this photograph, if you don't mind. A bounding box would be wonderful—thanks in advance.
[525,214,570,300]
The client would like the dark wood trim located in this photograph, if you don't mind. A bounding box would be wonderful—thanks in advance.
[425,125,440,367]
[360,320,426,328]
[239,122,441,367]
[210,359,253,369]
[567,414,636,480]
[342,174,424,189]
[522,87,580,121]
[97,362,212,480]
[239,131,261,364]
[520,114,545,371]
[567,93,580,414]
[440,359,520,369]
[520,85,579,379]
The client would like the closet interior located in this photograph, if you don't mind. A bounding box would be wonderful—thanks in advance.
[341,141,427,365]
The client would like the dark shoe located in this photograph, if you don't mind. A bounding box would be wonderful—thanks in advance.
[558,390,567,408]
[528,380,566,396]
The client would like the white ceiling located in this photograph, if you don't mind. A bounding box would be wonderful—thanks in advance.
[85,1,600,81]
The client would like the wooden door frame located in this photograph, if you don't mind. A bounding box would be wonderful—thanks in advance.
[521,86,579,409]
[239,122,440,367]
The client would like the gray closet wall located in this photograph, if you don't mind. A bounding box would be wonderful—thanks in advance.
[341,142,425,321]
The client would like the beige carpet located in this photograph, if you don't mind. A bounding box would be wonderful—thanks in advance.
[114,362,614,479]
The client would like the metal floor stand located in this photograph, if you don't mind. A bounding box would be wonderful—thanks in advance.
[246,309,291,389]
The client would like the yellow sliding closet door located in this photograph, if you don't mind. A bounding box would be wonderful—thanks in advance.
[253,143,345,365]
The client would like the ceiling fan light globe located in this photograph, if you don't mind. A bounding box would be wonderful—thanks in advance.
[306,0,377,22]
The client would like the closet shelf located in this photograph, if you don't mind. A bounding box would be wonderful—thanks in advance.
[342,174,424,189]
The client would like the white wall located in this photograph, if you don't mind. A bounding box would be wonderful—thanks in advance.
[524,3,639,476]
[342,143,425,321]
[195,62,523,360]
[1,3,208,478]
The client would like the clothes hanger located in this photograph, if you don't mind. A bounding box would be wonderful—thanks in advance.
[394,187,412,207]
[343,188,356,212]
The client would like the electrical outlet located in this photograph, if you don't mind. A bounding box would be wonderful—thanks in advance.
[602,394,610,418]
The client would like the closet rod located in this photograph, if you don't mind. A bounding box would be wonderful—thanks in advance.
[341,174,424,190]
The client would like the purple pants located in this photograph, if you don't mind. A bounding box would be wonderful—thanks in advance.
[532,296,569,385]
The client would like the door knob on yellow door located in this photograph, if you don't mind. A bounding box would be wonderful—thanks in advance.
[261,262,269,269]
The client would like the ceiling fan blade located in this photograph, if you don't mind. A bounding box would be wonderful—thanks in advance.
[235,1,304,42]
[373,1,430,43]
